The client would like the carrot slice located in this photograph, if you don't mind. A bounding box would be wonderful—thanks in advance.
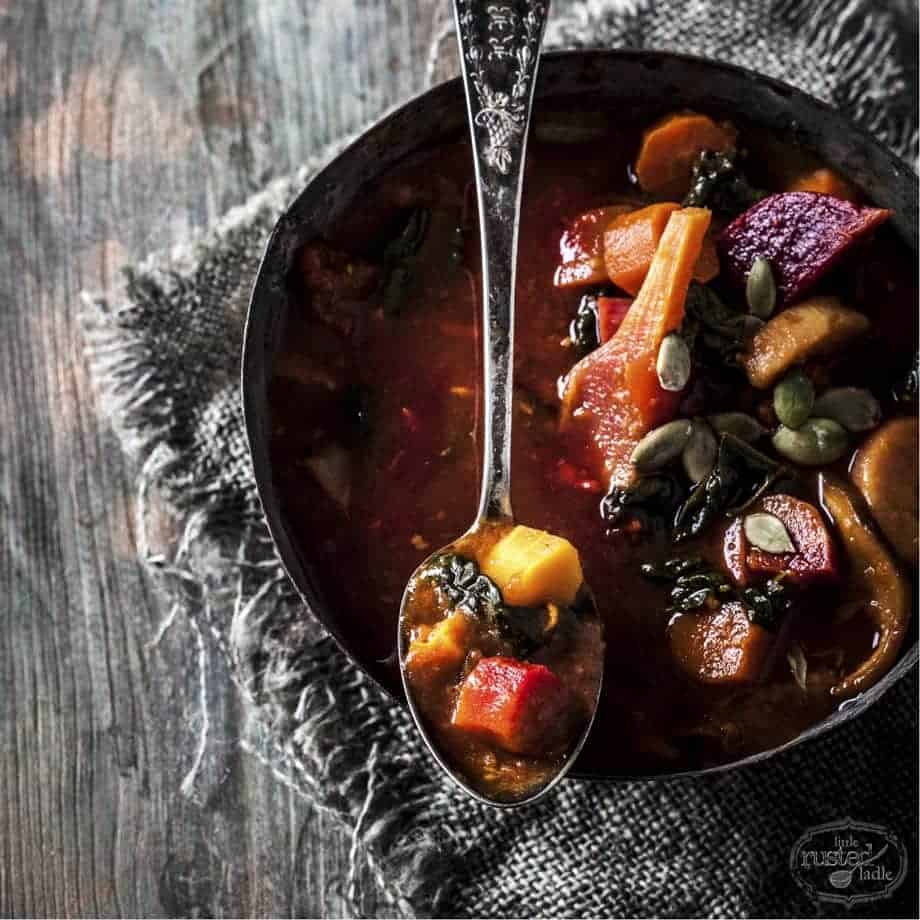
[596,296,632,343]
[603,203,719,295]
[635,111,737,197]
[787,167,859,202]
[554,204,633,288]
[561,207,712,489]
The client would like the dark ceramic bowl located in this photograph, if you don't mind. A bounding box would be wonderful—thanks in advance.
[242,50,918,780]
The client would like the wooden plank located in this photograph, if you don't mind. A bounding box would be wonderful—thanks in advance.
[0,0,441,914]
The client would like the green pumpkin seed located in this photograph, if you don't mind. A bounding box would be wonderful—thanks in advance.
[630,419,694,472]
[811,387,882,432]
[773,369,815,430]
[708,411,767,443]
[744,512,796,554]
[746,257,777,319]
[682,421,718,483]
[772,417,849,466]
[656,332,692,392]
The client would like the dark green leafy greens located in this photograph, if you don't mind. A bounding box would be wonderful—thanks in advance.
[640,555,794,629]
[381,208,430,315]
[600,473,686,534]
[422,553,552,656]
[680,282,750,367]
[569,293,601,355]
[673,434,788,542]
[682,150,766,215]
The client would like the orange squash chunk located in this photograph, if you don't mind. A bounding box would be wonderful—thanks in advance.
[788,167,859,202]
[669,602,774,685]
[562,207,712,489]
[603,202,719,295]
[635,111,737,197]
[554,204,633,288]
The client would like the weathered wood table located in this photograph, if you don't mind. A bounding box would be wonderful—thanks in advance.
[2,1,917,916]
[0,1,449,914]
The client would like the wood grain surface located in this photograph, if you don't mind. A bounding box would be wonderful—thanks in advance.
[0,1,447,915]
[1,0,917,917]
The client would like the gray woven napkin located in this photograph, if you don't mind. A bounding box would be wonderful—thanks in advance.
[83,1,918,916]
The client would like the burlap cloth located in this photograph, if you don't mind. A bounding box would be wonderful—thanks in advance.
[82,1,918,916]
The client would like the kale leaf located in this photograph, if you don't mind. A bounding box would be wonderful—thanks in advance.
[600,473,687,535]
[680,281,751,368]
[682,150,766,215]
[673,434,788,542]
[641,554,794,629]
[569,293,601,355]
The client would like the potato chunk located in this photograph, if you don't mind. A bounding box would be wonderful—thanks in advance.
[405,612,470,676]
[480,525,583,608]
[850,418,918,565]
[741,297,870,389]
[669,602,773,685]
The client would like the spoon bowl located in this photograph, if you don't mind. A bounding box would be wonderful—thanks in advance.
[394,1,605,805]
[398,525,604,805]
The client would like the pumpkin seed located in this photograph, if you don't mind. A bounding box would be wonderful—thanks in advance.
[682,421,718,483]
[811,387,882,432]
[656,332,692,392]
[772,417,848,466]
[746,257,776,319]
[630,419,694,472]
[744,511,796,554]
[773,369,814,430]
[708,411,767,443]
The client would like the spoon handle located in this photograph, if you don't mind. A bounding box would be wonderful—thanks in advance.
[453,0,549,522]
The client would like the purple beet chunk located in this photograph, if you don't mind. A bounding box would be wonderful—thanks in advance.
[718,192,891,306]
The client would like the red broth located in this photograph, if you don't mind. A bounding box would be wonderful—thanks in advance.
[269,116,917,775]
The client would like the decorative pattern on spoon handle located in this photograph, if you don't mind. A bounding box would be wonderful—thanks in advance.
[454,0,548,175]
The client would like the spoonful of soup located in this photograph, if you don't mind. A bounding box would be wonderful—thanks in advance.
[398,0,604,806]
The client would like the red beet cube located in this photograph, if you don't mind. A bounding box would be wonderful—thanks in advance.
[452,657,572,756]
[718,192,891,306]
[745,494,838,584]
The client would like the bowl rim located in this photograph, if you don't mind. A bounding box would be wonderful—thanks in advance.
[242,47,919,782]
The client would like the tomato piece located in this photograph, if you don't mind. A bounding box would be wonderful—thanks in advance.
[452,657,573,756]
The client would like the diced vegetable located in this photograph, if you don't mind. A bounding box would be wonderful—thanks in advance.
[602,203,718,295]
[597,296,632,343]
[480,525,584,608]
[406,612,470,676]
[562,207,712,488]
[850,418,918,565]
[787,168,859,202]
[820,477,911,696]
[635,112,737,197]
[744,494,837,584]
[718,192,891,306]
[741,296,870,389]
[554,204,633,288]
[669,602,774,685]
[451,657,573,755]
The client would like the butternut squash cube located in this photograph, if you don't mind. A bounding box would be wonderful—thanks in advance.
[481,525,583,608]
[406,612,470,676]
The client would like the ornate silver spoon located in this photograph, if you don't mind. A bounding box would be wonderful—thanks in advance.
[397,0,604,807]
